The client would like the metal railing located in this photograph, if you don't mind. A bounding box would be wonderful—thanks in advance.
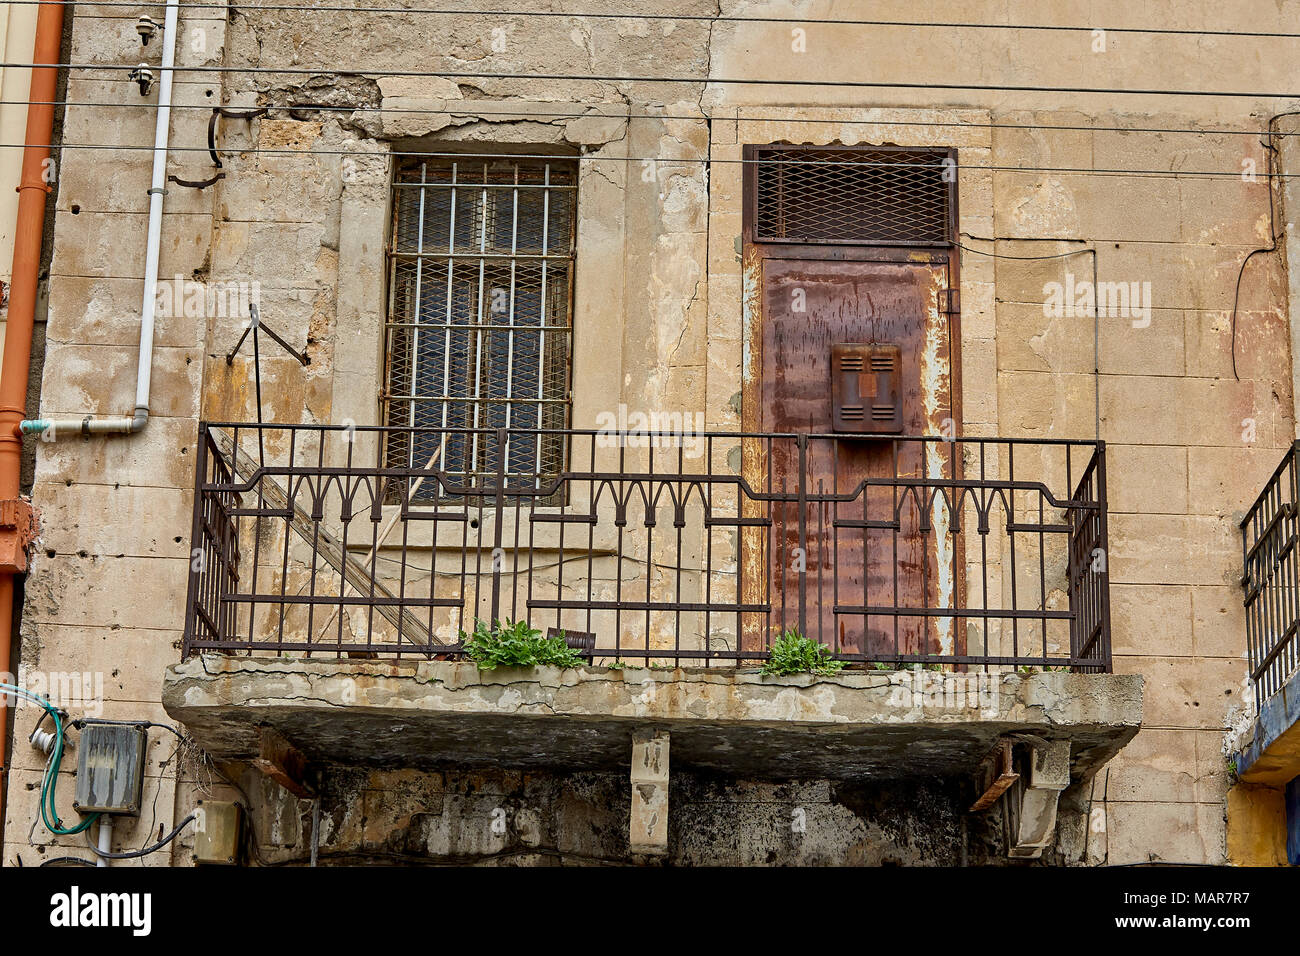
[182,423,1111,672]
[1242,441,1300,706]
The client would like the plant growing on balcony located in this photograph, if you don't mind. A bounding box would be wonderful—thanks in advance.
[761,628,846,677]
[460,619,586,671]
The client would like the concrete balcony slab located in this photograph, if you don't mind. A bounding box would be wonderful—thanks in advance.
[164,656,1142,785]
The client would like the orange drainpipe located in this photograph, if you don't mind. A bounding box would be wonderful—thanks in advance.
[0,0,65,842]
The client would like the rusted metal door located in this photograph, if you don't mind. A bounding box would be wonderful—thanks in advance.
[743,252,959,661]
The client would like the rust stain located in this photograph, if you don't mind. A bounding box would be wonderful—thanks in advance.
[921,266,955,654]
[739,245,767,653]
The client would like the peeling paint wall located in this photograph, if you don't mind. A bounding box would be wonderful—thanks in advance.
[3,0,1296,865]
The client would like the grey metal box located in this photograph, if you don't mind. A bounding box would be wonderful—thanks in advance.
[74,721,147,815]
[192,800,243,865]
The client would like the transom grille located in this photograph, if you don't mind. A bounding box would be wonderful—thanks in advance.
[383,156,577,500]
[752,146,954,246]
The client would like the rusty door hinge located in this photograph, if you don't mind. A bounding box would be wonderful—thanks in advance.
[0,498,39,574]
[939,288,960,315]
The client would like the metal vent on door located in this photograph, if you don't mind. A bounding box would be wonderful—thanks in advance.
[832,343,903,434]
[752,146,955,246]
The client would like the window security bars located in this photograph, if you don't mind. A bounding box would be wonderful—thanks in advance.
[383,157,577,499]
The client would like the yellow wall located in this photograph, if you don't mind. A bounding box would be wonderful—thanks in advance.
[1226,784,1288,866]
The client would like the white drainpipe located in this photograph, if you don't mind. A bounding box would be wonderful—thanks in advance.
[21,0,178,440]
[95,816,112,868]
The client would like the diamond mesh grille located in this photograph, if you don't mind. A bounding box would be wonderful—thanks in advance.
[383,157,576,501]
[752,147,954,246]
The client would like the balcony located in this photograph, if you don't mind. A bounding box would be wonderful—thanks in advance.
[165,423,1139,858]
[1235,443,1300,789]
[179,423,1113,670]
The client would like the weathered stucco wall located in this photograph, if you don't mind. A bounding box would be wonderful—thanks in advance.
[5,0,1296,865]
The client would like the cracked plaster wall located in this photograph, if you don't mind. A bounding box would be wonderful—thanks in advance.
[6,0,1300,865]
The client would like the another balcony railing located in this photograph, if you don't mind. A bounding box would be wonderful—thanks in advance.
[183,423,1111,672]
[1242,442,1300,706]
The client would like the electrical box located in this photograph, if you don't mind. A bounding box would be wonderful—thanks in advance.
[73,720,147,816]
[831,343,903,434]
[193,800,243,866]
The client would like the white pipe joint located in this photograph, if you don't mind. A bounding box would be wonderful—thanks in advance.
[21,0,177,442]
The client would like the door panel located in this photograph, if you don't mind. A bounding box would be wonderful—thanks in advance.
[754,256,957,660]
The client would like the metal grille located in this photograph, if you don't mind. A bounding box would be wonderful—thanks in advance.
[383,156,577,498]
[752,146,954,246]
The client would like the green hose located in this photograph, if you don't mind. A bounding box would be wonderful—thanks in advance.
[1,682,99,835]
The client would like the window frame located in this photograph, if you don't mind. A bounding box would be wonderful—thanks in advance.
[380,153,579,502]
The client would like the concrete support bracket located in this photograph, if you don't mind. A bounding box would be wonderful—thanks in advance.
[629,729,669,859]
[1008,739,1071,859]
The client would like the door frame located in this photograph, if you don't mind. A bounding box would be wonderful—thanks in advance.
[737,143,964,659]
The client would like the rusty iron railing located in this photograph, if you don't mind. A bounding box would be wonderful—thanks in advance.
[1242,442,1300,707]
[182,423,1111,672]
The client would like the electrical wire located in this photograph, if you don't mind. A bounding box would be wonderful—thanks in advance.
[9,1,1300,40]
[5,97,1294,139]
[3,60,1300,101]
[0,140,1285,183]
[0,683,100,837]
[84,812,197,860]
[1227,110,1300,380]
[957,239,1102,440]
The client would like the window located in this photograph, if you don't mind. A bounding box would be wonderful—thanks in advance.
[383,156,577,498]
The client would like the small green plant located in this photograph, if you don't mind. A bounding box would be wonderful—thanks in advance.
[1224,753,1240,786]
[761,628,846,677]
[460,619,586,671]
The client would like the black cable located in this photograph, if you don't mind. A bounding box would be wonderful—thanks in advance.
[11,1,1300,39]
[0,140,1287,182]
[1227,111,1300,381]
[4,60,1300,101]
[957,239,1102,440]
[39,855,96,867]
[84,813,197,859]
[5,97,1295,139]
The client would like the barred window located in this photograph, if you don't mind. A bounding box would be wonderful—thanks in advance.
[383,156,576,499]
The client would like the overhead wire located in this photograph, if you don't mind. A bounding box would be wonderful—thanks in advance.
[2,96,1296,139]
[7,0,1300,40]
[0,141,1286,182]
[4,59,1300,102]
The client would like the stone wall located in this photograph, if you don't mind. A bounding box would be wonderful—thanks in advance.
[5,0,1296,865]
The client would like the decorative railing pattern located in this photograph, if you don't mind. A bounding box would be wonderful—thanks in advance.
[183,423,1111,672]
[1242,442,1300,706]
